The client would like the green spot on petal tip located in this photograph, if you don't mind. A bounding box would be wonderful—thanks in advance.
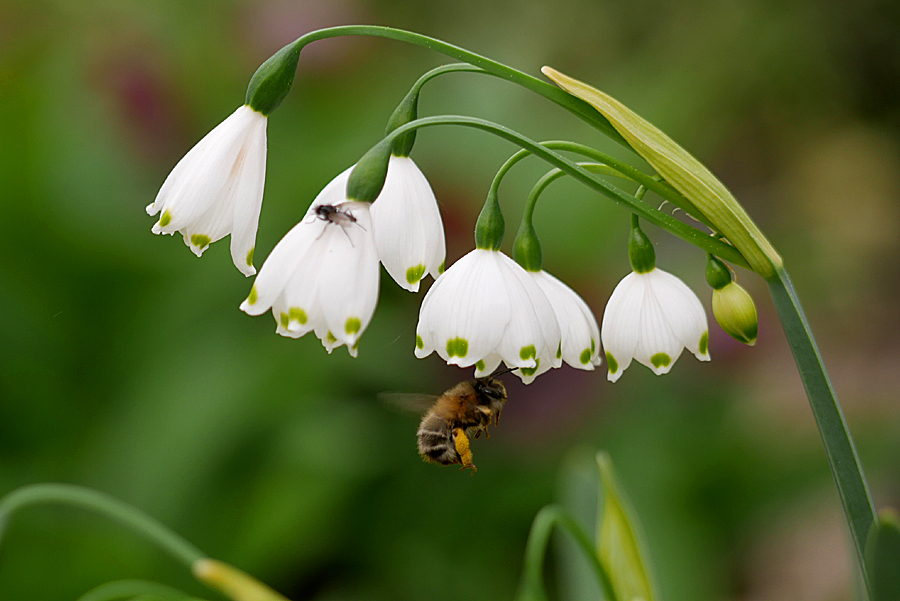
[247,286,258,305]
[699,331,709,355]
[606,352,618,374]
[280,313,289,328]
[650,352,671,368]
[446,337,468,358]
[326,331,337,344]
[439,260,446,274]
[476,360,485,371]
[580,349,591,365]
[520,359,539,377]
[246,247,255,267]
[415,335,424,350]
[159,210,172,227]
[191,234,211,249]
[345,317,361,335]
[289,307,307,325]
[519,345,536,360]
[406,264,426,285]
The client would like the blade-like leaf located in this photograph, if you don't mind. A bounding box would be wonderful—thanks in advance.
[596,452,655,601]
[542,66,781,278]
[867,509,900,601]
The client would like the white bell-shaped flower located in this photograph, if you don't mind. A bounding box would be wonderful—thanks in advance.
[415,249,561,384]
[601,267,709,382]
[147,105,267,276]
[530,270,602,371]
[240,167,379,357]
[369,155,446,292]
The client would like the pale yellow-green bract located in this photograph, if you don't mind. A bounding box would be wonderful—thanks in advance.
[597,452,655,601]
[542,66,781,278]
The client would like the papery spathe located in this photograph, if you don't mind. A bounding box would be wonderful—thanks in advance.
[147,105,267,276]
[601,267,709,382]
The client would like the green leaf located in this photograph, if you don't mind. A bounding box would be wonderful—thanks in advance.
[867,509,900,601]
[542,66,781,278]
[596,452,655,601]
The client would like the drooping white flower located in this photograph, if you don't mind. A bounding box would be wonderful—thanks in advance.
[240,166,379,357]
[369,155,446,292]
[601,267,709,382]
[415,249,561,384]
[530,270,602,371]
[147,105,267,276]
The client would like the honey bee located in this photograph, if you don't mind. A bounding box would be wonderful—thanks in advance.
[383,368,513,473]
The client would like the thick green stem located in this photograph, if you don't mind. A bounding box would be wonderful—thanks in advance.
[383,115,749,267]
[768,267,877,594]
[516,505,618,601]
[0,484,205,568]
[287,26,627,146]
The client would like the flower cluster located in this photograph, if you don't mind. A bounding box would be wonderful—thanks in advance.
[148,54,755,385]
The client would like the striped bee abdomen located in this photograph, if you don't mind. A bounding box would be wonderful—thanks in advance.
[417,412,459,465]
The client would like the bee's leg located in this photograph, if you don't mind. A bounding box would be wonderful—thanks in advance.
[452,428,476,473]
[494,409,501,427]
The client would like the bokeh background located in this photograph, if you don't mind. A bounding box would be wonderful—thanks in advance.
[2,1,899,600]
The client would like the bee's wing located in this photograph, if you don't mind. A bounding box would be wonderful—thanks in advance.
[378,392,441,415]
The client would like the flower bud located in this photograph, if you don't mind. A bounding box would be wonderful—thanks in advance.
[712,281,758,345]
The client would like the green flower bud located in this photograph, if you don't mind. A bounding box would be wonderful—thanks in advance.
[712,281,758,345]
[474,190,505,250]
[628,216,655,273]
[346,140,393,202]
[245,42,302,116]
[513,220,543,271]
[385,89,419,158]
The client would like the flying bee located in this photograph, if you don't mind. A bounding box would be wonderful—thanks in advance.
[382,368,514,473]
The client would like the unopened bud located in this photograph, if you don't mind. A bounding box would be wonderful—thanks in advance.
[712,281,758,345]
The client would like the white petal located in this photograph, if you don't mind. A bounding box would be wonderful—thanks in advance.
[473,353,503,378]
[370,156,446,292]
[228,115,268,276]
[152,106,259,233]
[532,270,601,370]
[417,250,508,368]
[601,272,645,381]
[239,219,319,315]
[632,278,684,375]
[649,269,710,361]
[494,256,560,373]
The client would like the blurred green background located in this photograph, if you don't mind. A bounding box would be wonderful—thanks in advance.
[1,1,899,599]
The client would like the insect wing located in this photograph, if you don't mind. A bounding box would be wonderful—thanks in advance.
[378,392,441,415]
